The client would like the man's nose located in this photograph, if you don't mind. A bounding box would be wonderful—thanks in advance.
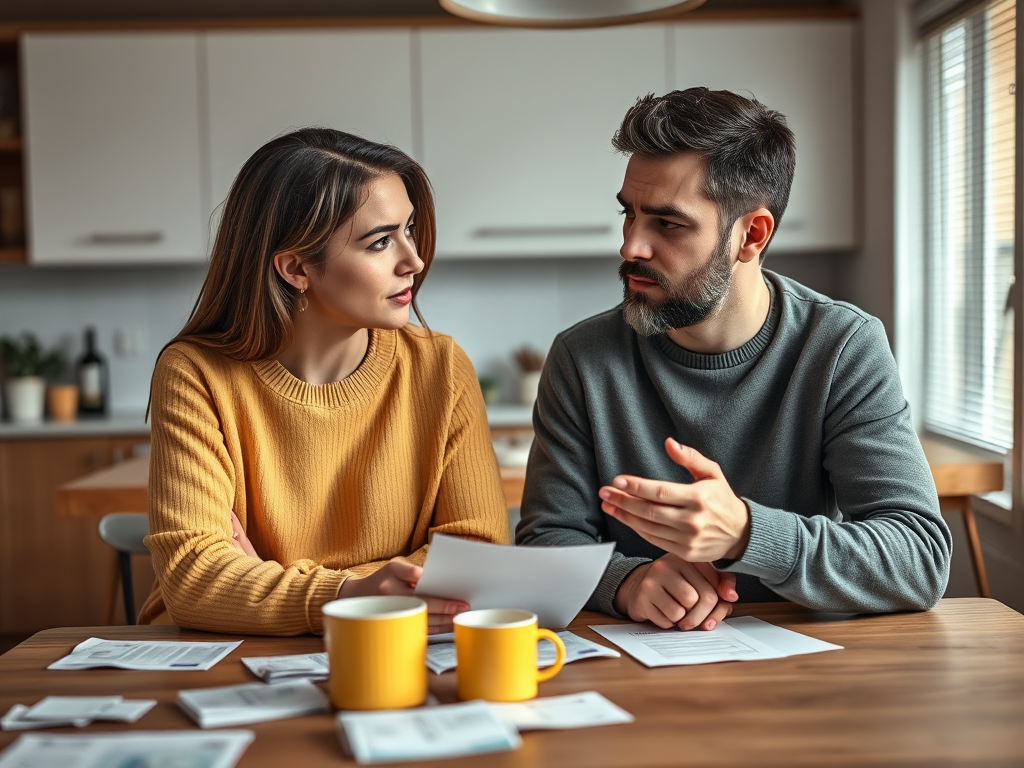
[620,224,653,262]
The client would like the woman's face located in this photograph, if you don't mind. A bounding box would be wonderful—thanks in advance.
[305,173,424,331]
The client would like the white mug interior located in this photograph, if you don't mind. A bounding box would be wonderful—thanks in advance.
[322,595,425,620]
[454,608,536,629]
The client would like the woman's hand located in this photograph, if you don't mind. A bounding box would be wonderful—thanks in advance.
[339,560,469,635]
[229,511,261,559]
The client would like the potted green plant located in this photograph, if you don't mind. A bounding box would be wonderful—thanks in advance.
[0,332,65,423]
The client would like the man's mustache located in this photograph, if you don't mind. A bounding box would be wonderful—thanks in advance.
[618,260,670,291]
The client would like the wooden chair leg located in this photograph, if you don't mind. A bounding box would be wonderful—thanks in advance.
[104,550,120,625]
[119,551,136,626]
[960,500,992,599]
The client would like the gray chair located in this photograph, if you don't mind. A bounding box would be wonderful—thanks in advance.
[98,512,150,625]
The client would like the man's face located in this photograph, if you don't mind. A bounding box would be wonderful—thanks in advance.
[617,153,734,336]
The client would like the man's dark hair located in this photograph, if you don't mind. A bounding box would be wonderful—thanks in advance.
[612,88,796,259]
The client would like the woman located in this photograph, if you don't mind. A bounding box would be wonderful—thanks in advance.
[138,128,510,636]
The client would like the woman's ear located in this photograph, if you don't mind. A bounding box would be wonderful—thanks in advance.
[736,208,775,264]
[273,250,309,291]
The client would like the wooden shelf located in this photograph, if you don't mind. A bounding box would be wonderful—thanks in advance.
[0,247,26,263]
[0,137,22,153]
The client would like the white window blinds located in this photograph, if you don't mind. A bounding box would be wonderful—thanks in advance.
[923,0,1016,453]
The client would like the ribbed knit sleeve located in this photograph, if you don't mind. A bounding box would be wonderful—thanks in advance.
[143,347,348,636]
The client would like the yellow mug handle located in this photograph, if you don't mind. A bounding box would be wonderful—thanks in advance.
[535,629,566,683]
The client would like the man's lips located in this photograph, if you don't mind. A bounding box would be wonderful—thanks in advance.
[627,275,660,290]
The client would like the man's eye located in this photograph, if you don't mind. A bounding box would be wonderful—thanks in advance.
[370,235,391,251]
[659,219,681,229]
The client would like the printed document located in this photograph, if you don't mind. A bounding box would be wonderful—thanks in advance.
[241,652,329,684]
[337,700,521,764]
[1,697,156,730]
[177,679,330,728]
[0,730,254,768]
[415,534,614,628]
[492,692,633,731]
[590,617,842,667]
[425,631,619,674]
[47,637,242,671]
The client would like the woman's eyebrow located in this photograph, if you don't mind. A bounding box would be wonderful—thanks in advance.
[356,223,401,241]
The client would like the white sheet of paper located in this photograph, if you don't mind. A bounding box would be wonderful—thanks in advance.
[414,535,614,628]
[491,691,633,731]
[241,652,329,683]
[336,701,521,764]
[47,637,242,671]
[590,621,786,667]
[177,679,330,728]
[425,631,620,674]
[725,616,844,655]
[0,731,255,768]
[21,697,156,724]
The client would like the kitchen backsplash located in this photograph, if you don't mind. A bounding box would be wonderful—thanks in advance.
[0,252,851,413]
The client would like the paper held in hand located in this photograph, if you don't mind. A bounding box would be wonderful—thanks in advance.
[590,616,842,667]
[47,637,242,671]
[415,534,614,628]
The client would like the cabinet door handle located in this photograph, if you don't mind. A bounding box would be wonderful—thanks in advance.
[86,231,164,245]
[473,225,612,239]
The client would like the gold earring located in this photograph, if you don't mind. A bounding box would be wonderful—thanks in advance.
[298,287,308,313]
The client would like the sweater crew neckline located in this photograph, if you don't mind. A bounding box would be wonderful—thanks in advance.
[652,276,779,370]
[251,329,397,407]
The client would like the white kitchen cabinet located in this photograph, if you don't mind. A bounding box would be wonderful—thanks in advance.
[22,33,206,265]
[204,31,415,218]
[420,27,667,259]
[671,21,856,252]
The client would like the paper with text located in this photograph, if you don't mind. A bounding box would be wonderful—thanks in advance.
[425,631,619,674]
[47,637,242,671]
[492,692,633,730]
[0,731,254,768]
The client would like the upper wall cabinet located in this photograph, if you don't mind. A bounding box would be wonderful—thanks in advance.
[671,21,856,252]
[420,27,667,259]
[204,31,415,218]
[22,33,206,265]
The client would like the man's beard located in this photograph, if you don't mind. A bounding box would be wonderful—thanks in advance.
[619,229,733,336]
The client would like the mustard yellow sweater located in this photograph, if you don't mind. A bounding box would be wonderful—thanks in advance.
[139,326,510,635]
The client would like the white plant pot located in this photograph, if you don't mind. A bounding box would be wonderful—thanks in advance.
[5,376,46,424]
[518,370,542,405]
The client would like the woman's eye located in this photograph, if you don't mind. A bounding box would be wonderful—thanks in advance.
[370,235,391,251]
[405,221,416,237]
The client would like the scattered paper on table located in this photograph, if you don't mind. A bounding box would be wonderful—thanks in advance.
[492,691,633,731]
[177,679,330,728]
[47,637,242,671]
[590,617,842,667]
[425,631,619,674]
[415,534,614,628]
[241,652,329,684]
[1,704,89,731]
[0,730,254,768]
[337,700,521,764]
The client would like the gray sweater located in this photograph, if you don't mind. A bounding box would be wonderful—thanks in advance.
[516,271,951,615]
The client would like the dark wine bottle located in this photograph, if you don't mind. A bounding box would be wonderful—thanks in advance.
[76,327,108,416]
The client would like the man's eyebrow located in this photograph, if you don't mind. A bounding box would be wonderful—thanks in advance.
[356,209,416,241]
[616,193,696,224]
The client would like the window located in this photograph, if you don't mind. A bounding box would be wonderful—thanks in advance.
[922,0,1016,454]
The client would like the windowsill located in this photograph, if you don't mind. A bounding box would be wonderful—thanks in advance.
[973,490,1014,527]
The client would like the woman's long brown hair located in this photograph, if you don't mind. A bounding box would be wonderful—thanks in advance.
[166,128,434,362]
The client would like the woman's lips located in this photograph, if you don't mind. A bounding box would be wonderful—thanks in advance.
[389,287,413,305]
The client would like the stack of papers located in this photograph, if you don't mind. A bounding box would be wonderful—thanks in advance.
[177,679,330,728]
[0,731,254,768]
[1,697,156,731]
[590,616,843,667]
[337,700,522,764]
[241,652,329,684]
[425,631,620,674]
[47,638,242,671]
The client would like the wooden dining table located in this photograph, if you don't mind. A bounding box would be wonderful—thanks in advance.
[57,436,1003,596]
[1,598,1021,767]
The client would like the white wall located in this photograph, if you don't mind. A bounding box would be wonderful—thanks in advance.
[0,251,848,413]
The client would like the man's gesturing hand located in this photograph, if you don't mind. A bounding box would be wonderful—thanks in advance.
[614,554,737,631]
[600,438,752,563]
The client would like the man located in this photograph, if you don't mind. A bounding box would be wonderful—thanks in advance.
[516,88,950,632]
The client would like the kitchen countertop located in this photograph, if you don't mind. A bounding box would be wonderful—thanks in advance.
[0,405,534,439]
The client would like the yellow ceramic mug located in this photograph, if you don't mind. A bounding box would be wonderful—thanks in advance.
[453,609,566,702]
[322,596,427,710]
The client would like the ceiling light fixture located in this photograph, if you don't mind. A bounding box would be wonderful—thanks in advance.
[439,0,707,29]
